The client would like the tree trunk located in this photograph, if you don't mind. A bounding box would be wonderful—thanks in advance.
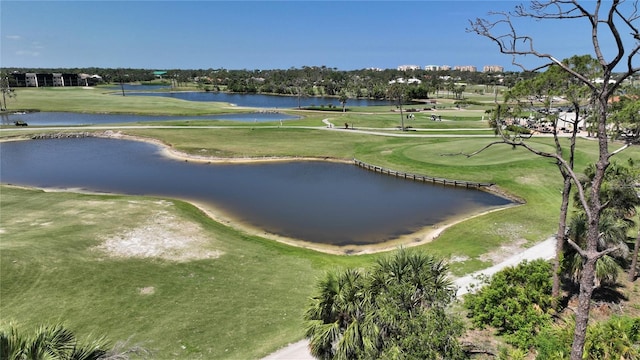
[629,224,640,282]
[571,97,610,360]
[570,255,597,360]
[399,101,404,131]
[552,176,572,298]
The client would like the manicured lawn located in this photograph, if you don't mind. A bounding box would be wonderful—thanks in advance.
[2,87,639,358]
[5,87,243,115]
[0,186,374,359]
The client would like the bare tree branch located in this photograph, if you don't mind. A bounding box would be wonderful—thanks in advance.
[568,239,588,257]
[596,245,621,258]
[468,2,638,358]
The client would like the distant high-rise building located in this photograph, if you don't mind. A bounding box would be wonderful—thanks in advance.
[483,65,504,73]
[453,65,477,72]
[397,65,421,71]
[424,65,441,71]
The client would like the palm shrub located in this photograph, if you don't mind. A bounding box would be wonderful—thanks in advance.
[304,248,465,360]
[0,323,108,360]
[535,315,640,359]
[0,323,149,360]
[563,210,630,288]
[563,162,640,289]
[463,259,555,349]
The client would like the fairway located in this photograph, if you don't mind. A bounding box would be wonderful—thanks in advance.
[2,87,639,359]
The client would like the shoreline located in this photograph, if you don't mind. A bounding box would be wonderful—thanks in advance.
[1,130,521,255]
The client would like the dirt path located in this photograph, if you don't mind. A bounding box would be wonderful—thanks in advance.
[261,236,557,359]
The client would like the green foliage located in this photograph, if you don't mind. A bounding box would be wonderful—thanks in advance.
[453,99,483,106]
[505,124,531,135]
[304,248,465,360]
[0,323,110,360]
[585,316,640,359]
[497,346,528,360]
[535,315,640,359]
[463,259,555,349]
[564,161,639,288]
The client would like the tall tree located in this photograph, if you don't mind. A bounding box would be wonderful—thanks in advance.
[503,55,599,298]
[626,159,640,281]
[387,83,409,131]
[339,91,348,113]
[0,71,16,111]
[468,1,639,358]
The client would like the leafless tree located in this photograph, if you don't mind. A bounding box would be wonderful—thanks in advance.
[467,1,639,359]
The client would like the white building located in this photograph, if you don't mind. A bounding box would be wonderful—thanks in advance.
[454,65,477,72]
[483,65,504,73]
[53,73,64,86]
[397,65,421,71]
[389,77,422,85]
[25,73,38,87]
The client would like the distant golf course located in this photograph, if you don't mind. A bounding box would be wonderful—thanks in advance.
[2,86,638,359]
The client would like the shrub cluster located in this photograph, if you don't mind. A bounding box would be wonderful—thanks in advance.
[463,259,555,349]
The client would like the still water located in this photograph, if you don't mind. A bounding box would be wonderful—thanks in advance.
[126,91,392,108]
[1,112,299,126]
[0,138,511,246]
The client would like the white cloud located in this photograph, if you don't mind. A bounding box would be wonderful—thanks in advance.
[16,50,41,57]
[5,35,22,40]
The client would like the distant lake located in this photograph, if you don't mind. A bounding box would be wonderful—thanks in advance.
[127,91,393,108]
[116,84,170,91]
[0,138,511,246]
[1,111,300,126]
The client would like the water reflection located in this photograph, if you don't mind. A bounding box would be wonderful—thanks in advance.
[0,112,299,126]
[126,91,393,108]
[0,138,511,246]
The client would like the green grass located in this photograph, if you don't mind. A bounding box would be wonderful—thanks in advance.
[2,87,640,358]
[4,87,244,115]
[0,186,373,359]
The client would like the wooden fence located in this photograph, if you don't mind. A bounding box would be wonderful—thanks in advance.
[353,159,494,189]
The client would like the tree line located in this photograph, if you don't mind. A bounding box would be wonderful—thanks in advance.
[0,66,531,100]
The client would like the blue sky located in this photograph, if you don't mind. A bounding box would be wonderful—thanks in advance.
[1,1,635,71]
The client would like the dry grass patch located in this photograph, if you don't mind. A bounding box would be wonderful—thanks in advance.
[94,200,223,262]
[475,222,531,265]
[1,189,224,262]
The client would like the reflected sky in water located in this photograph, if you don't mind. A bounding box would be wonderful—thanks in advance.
[0,138,511,245]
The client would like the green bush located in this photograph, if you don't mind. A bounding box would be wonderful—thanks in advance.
[454,99,483,106]
[305,249,466,359]
[463,259,555,349]
[534,315,640,359]
[505,124,531,134]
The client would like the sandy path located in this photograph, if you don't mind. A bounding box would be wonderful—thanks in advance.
[261,236,557,359]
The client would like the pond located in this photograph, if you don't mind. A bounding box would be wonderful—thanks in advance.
[0,111,300,126]
[126,91,393,108]
[0,138,511,248]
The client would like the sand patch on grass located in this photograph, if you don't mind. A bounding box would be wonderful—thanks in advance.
[138,286,156,295]
[94,209,223,262]
[476,222,531,264]
[479,238,528,265]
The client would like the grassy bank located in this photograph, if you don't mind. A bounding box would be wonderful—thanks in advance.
[0,186,374,359]
[3,87,244,116]
[2,87,639,358]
